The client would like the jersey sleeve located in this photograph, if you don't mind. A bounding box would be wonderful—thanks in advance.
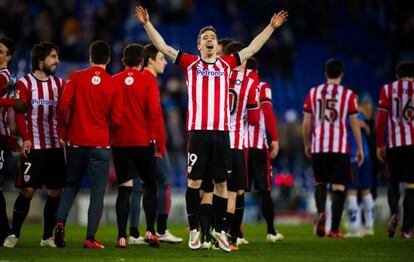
[221,53,242,69]
[0,72,9,93]
[147,79,166,155]
[377,85,389,112]
[260,83,272,104]
[109,78,124,129]
[303,91,312,114]
[348,92,358,115]
[246,78,259,110]
[174,52,199,69]
[246,78,260,125]
[57,73,77,140]
[15,80,30,141]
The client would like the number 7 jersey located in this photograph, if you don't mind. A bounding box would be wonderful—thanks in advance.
[303,83,358,153]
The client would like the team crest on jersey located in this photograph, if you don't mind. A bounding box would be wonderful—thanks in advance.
[265,88,272,99]
[187,166,192,174]
[125,76,134,85]
[24,175,30,182]
[91,76,101,85]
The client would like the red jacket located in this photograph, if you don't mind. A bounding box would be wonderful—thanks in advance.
[58,66,123,147]
[111,69,166,154]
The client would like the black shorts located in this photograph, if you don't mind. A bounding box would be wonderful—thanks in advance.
[228,149,247,192]
[311,153,351,185]
[112,146,156,186]
[246,148,271,191]
[187,131,231,183]
[387,145,414,184]
[15,148,66,189]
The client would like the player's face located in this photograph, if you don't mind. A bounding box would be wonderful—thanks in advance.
[198,30,218,58]
[153,51,167,74]
[0,43,11,66]
[41,49,59,76]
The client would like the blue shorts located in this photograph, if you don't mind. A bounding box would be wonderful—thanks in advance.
[347,157,372,190]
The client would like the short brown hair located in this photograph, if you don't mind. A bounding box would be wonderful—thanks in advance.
[197,26,217,44]
[122,43,144,67]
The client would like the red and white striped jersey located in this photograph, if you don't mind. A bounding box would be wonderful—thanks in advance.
[246,82,272,149]
[303,83,358,153]
[377,80,414,148]
[228,70,259,149]
[0,68,11,136]
[16,74,64,149]
[175,51,241,131]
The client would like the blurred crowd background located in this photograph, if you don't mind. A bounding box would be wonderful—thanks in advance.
[0,0,413,214]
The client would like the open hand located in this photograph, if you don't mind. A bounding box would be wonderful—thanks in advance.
[135,6,149,25]
[270,10,288,29]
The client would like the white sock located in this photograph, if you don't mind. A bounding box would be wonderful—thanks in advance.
[347,195,360,233]
[362,194,374,229]
[325,197,332,233]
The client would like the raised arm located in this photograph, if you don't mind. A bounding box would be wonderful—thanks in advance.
[135,6,178,61]
[239,10,288,64]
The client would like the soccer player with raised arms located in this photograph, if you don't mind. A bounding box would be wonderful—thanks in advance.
[135,5,288,252]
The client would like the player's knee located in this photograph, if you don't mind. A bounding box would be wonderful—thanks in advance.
[188,179,202,189]
[21,187,36,198]
[201,192,213,204]
[237,189,245,196]
[332,184,345,191]
[405,183,414,189]
[47,189,62,198]
[361,189,371,195]
[347,189,357,196]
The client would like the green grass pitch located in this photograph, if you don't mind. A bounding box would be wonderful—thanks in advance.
[0,224,412,261]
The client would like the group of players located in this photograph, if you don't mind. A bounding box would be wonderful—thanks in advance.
[0,6,289,252]
[302,59,414,240]
[0,3,412,253]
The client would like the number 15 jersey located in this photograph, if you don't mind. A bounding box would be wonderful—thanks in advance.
[303,83,358,154]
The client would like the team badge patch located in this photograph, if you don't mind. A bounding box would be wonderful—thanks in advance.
[265,88,272,99]
[24,175,30,182]
[125,76,134,85]
[92,76,101,85]
[187,166,192,174]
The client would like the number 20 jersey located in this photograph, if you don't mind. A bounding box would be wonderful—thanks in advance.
[303,83,358,154]
[377,80,414,148]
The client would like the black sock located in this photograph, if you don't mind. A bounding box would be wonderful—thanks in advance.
[116,187,132,238]
[43,195,60,240]
[199,203,212,242]
[11,193,32,238]
[331,190,346,232]
[402,189,414,232]
[224,212,234,234]
[157,213,168,235]
[0,190,10,237]
[213,194,227,232]
[143,185,157,234]
[315,184,327,214]
[129,226,139,238]
[387,182,400,215]
[260,191,276,235]
[185,187,200,230]
[231,194,244,239]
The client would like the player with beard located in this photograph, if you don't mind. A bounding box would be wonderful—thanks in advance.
[3,42,65,248]
[135,5,287,252]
